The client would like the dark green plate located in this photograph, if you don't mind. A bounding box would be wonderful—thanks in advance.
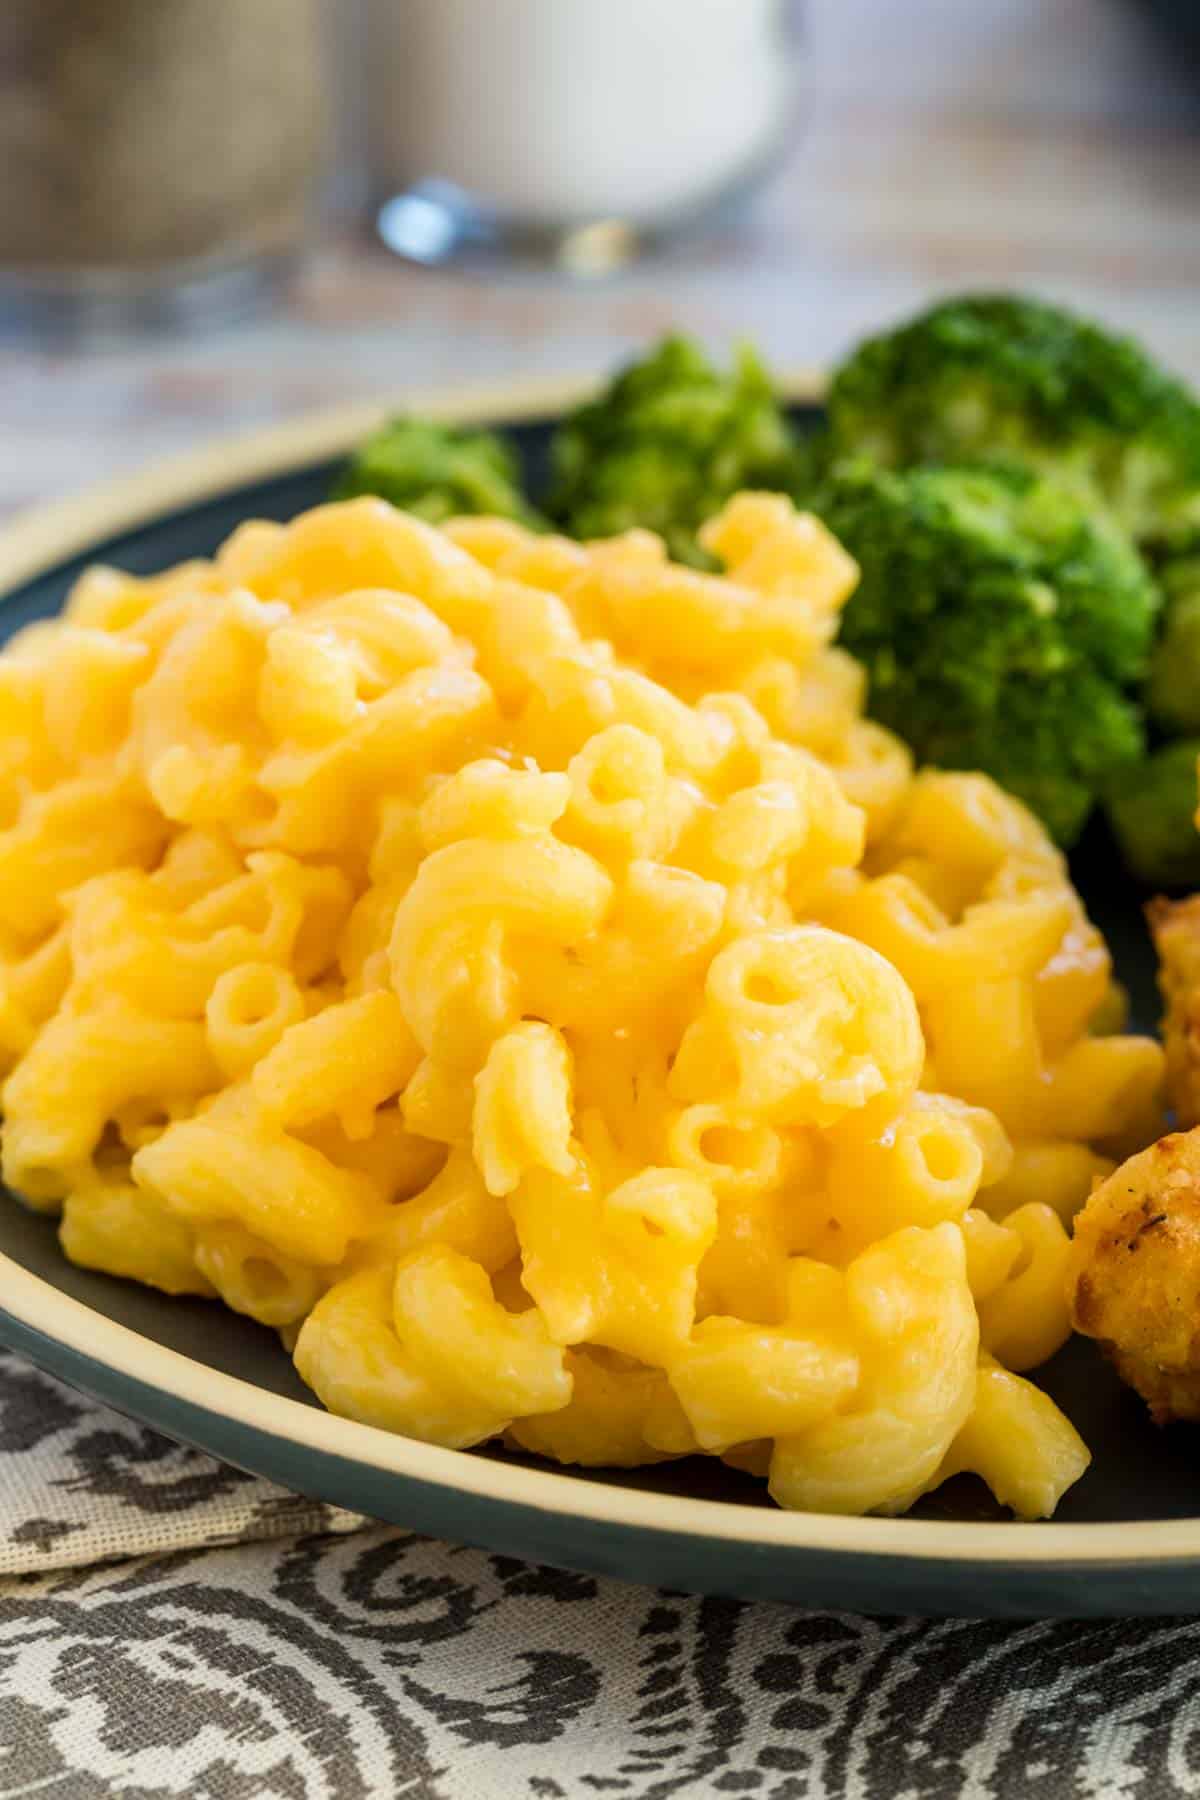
[0,389,1196,1620]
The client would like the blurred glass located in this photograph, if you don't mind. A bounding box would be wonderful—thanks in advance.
[367,0,804,273]
[0,0,327,338]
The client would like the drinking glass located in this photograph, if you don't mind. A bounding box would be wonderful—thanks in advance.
[367,0,804,273]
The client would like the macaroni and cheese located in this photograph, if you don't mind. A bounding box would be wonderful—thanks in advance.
[0,492,1164,1517]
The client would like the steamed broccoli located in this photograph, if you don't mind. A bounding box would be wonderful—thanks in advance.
[1147,545,1200,732]
[545,337,799,564]
[810,459,1157,844]
[334,416,543,527]
[821,293,1200,873]
[1106,739,1200,888]
[824,294,1200,548]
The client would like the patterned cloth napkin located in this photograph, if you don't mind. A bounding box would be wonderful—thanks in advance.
[3,1345,1200,1799]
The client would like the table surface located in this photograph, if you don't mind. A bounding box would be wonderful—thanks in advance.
[2,0,1200,524]
[4,8,1200,1788]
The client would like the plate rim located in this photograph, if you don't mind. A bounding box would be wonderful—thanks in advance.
[0,373,1194,1578]
[0,368,822,600]
[4,1251,1199,1570]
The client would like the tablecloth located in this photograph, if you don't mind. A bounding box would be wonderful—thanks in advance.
[2,1344,1199,1799]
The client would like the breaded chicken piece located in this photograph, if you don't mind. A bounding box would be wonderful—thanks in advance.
[1068,1130,1200,1422]
[1148,896,1200,1129]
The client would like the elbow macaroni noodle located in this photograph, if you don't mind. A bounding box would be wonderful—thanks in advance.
[0,491,1158,1518]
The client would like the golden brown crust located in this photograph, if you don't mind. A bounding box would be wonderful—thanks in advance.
[1068,1129,1200,1422]
[1148,896,1200,1129]
[1069,897,1200,1423]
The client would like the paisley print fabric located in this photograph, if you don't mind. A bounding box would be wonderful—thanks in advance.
[2,1346,1199,1798]
[0,1351,361,1576]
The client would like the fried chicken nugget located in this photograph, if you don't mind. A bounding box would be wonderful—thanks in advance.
[1148,896,1200,1129]
[1068,1130,1200,1422]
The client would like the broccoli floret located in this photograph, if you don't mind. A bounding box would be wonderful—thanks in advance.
[810,460,1156,845]
[825,294,1200,547]
[1105,739,1200,888]
[334,416,542,527]
[546,336,799,565]
[1147,547,1200,732]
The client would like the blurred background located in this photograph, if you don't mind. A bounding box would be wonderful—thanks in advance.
[1,0,1198,519]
